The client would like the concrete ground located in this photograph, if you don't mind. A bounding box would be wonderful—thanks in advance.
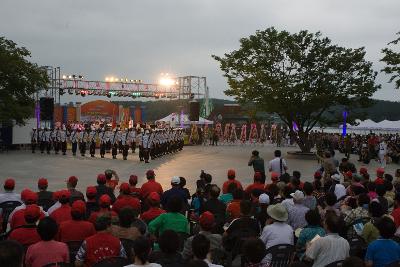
[0,144,398,195]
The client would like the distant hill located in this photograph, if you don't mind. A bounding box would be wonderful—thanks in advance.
[112,99,400,122]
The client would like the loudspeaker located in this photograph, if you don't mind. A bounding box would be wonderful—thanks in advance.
[189,101,200,121]
[40,97,54,121]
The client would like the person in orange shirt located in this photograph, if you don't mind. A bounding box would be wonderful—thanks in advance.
[226,188,244,221]
[245,172,265,195]
[105,169,119,191]
[222,169,243,194]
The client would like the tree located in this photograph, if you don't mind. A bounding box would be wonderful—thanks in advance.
[213,27,379,152]
[0,37,49,125]
[381,32,400,89]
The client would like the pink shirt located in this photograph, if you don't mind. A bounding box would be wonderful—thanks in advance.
[25,240,69,267]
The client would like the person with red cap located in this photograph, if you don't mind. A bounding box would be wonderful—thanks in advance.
[112,183,141,214]
[375,168,385,185]
[104,169,120,191]
[75,216,126,267]
[182,211,222,261]
[140,170,163,200]
[245,172,266,195]
[67,176,85,204]
[265,172,279,191]
[9,190,46,230]
[140,192,166,223]
[129,174,141,197]
[85,186,99,219]
[50,190,72,225]
[88,194,117,224]
[95,174,116,204]
[359,167,370,182]
[57,200,96,243]
[0,178,22,203]
[36,177,55,211]
[222,169,243,194]
[8,204,41,246]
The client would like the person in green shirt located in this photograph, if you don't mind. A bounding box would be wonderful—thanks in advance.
[149,196,189,235]
[219,183,236,205]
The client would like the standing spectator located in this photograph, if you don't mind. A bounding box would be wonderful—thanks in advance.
[249,150,266,183]
[268,150,288,177]
[140,170,163,200]
[305,214,349,267]
[66,176,85,204]
[75,216,126,267]
[365,216,400,267]
[140,192,166,224]
[129,175,141,198]
[8,204,41,246]
[260,203,294,250]
[88,194,117,224]
[126,236,161,267]
[25,217,69,267]
[95,174,116,204]
[296,210,326,252]
[0,178,21,203]
[161,176,188,209]
[319,151,337,182]
[112,182,141,214]
[222,169,243,194]
[149,196,189,235]
[0,240,24,267]
[50,190,72,225]
[182,211,222,261]
[110,207,142,241]
[36,178,55,211]
[85,186,99,219]
[203,185,226,233]
[192,234,223,267]
[287,190,309,230]
[245,172,266,195]
[149,230,184,266]
[57,200,96,243]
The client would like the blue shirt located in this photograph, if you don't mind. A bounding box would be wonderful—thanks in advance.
[365,239,400,267]
[160,187,188,208]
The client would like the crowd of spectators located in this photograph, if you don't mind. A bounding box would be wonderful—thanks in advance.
[1,150,400,267]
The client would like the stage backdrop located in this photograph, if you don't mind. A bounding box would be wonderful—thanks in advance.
[80,100,119,124]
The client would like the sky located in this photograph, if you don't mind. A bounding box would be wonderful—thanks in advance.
[1,0,399,101]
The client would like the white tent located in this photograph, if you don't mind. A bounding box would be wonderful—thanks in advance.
[156,113,214,125]
[340,119,400,131]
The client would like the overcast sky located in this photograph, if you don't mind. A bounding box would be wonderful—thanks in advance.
[1,0,399,101]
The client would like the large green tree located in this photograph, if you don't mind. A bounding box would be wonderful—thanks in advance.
[0,37,49,125]
[213,27,379,152]
[381,32,400,89]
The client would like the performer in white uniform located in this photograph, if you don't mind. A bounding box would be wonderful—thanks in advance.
[378,138,388,168]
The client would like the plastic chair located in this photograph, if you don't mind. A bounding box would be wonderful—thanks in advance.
[264,244,295,267]
[325,260,344,267]
[92,257,130,267]
[0,201,22,232]
[66,240,83,262]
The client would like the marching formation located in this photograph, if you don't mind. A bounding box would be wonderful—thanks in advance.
[30,126,184,163]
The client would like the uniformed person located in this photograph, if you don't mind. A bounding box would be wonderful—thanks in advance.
[60,126,67,155]
[53,127,61,154]
[121,128,129,160]
[141,129,151,163]
[111,127,119,159]
[128,128,136,153]
[105,126,112,153]
[89,127,97,157]
[71,128,79,156]
[137,128,144,161]
[31,128,37,153]
[99,127,107,158]
[45,128,52,154]
[79,128,88,157]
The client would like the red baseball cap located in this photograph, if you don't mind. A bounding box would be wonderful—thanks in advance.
[375,177,385,185]
[4,178,15,189]
[86,186,97,197]
[359,167,368,175]
[377,168,385,175]
[227,169,236,177]
[53,191,60,201]
[68,176,78,186]
[148,192,160,203]
[314,171,322,178]
[38,178,48,187]
[25,191,38,203]
[97,174,107,183]
[21,189,33,202]
[24,204,41,219]
[271,172,279,182]
[199,211,215,230]
[99,194,111,206]
[120,183,131,194]
[71,200,86,214]
[59,189,71,199]
[345,171,353,178]
[129,175,138,185]
[254,172,262,181]
[146,170,155,178]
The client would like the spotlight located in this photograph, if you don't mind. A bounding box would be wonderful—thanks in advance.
[110,77,114,82]
[62,75,67,79]
[68,75,72,79]
[105,77,109,82]
[125,78,128,82]
[130,79,134,82]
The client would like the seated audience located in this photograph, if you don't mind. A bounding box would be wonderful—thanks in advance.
[140,170,163,200]
[112,182,141,213]
[192,234,223,267]
[140,192,166,224]
[161,176,189,209]
[0,178,22,203]
[8,204,41,246]
[50,190,72,225]
[242,237,268,267]
[85,186,99,219]
[287,190,309,230]
[88,194,117,224]
[129,174,141,197]
[36,178,55,211]
[66,176,85,203]
[222,169,243,194]
[203,185,226,233]
[110,207,141,240]
[126,236,161,267]
[149,230,184,266]
[296,209,326,252]
[95,174,116,204]
[361,201,384,244]
[0,240,24,267]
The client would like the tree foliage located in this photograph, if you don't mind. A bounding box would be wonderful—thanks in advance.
[381,32,400,89]
[213,27,379,151]
[0,37,49,125]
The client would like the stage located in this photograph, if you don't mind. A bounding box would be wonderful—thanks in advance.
[0,145,398,194]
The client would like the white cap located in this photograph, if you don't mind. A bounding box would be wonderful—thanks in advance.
[331,173,341,182]
[290,190,305,201]
[259,193,270,204]
[171,176,181,185]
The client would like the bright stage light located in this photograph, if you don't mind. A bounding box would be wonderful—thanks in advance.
[105,77,109,82]
[110,77,114,82]
[159,77,175,86]
[62,75,67,79]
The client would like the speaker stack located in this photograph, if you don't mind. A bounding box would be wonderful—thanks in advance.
[39,97,54,121]
[189,101,200,121]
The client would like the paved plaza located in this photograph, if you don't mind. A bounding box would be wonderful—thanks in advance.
[0,144,398,194]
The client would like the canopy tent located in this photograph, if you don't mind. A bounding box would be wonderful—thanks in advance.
[340,119,400,131]
[156,113,214,126]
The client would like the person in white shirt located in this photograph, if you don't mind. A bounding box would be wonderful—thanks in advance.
[305,214,349,267]
[268,150,288,176]
[287,190,309,231]
[124,236,161,267]
[0,178,21,204]
[378,138,388,168]
[192,234,223,267]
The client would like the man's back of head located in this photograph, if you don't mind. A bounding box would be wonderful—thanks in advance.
[0,240,24,267]
[192,234,210,260]
[274,150,281,158]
